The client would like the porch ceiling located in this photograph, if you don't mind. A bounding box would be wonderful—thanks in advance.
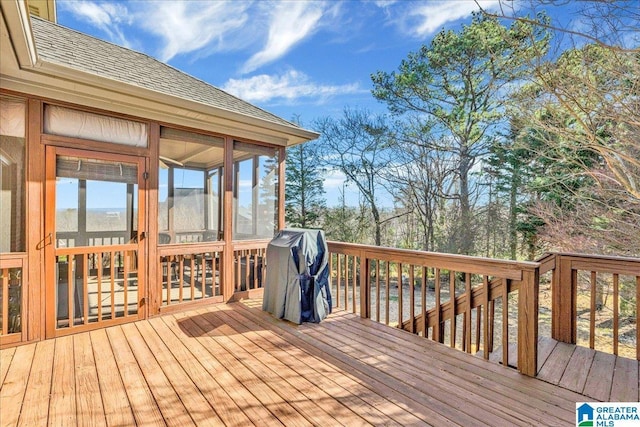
[1,298,584,426]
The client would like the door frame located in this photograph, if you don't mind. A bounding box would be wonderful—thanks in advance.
[44,146,148,338]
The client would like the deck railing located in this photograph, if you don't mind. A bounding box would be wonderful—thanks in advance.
[232,240,268,297]
[539,252,640,360]
[0,254,25,345]
[158,242,225,310]
[327,242,640,376]
[327,241,540,376]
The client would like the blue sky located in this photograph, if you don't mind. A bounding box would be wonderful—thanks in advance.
[57,0,636,208]
[55,0,513,123]
[56,0,512,206]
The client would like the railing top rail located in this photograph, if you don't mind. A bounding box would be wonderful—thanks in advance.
[536,251,640,264]
[158,242,225,256]
[232,239,271,250]
[536,252,640,276]
[327,240,540,281]
[55,244,137,255]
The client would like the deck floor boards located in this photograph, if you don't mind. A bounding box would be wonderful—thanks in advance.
[0,344,36,427]
[610,356,640,402]
[583,351,617,401]
[558,345,595,393]
[487,335,639,402]
[1,300,597,426]
[48,335,77,427]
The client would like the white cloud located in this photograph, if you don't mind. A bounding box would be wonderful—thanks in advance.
[396,0,500,38]
[373,0,398,7]
[241,1,328,74]
[323,169,348,190]
[139,2,252,62]
[221,70,363,104]
[58,1,132,47]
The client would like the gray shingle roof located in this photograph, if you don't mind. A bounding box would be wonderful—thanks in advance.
[30,16,298,129]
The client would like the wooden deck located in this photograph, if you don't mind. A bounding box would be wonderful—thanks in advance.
[483,337,640,402]
[2,299,587,426]
[537,337,640,402]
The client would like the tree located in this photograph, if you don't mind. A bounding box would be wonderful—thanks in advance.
[511,44,640,255]
[383,126,449,252]
[322,188,372,244]
[475,0,640,256]
[285,140,326,228]
[372,12,550,254]
[314,108,391,246]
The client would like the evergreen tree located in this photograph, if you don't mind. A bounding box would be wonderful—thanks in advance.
[285,141,326,228]
[372,12,550,254]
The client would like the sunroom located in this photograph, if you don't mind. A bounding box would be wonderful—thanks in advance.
[0,3,317,346]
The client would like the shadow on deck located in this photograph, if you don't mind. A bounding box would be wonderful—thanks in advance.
[2,299,587,426]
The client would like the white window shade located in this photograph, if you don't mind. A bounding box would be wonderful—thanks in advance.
[44,105,148,147]
[0,98,26,138]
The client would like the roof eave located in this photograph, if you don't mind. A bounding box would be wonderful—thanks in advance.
[37,59,320,145]
[0,0,37,67]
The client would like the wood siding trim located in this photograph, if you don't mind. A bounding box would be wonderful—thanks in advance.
[147,122,159,316]
[223,136,234,301]
[26,99,44,342]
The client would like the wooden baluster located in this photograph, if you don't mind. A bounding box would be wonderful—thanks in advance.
[344,255,349,311]
[190,255,195,300]
[123,251,128,317]
[353,254,358,314]
[178,256,184,303]
[398,263,403,328]
[253,252,259,290]
[465,272,472,352]
[590,271,596,349]
[449,270,456,348]
[434,268,441,343]
[67,255,74,327]
[1,268,8,335]
[359,251,369,319]
[475,306,481,354]
[97,253,104,316]
[83,253,89,325]
[613,273,619,356]
[376,260,381,322]
[488,299,494,354]
[335,254,340,309]
[201,254,207,299]
[110,251,116,319]
[502,279,509,368]
[385,261,390,326]
[409,265,415,333]
[421,267,427,338]
[235,251,241,293]
[244,253,250,291]
[483,275,490,359]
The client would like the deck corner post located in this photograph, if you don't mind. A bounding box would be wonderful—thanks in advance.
[518,267,539,376]
[552,255,576,344]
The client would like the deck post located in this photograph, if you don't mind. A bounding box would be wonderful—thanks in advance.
[517,267,539,376]
[552,255,576,344]
[222,136,235,302]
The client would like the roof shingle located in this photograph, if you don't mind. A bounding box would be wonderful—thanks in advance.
[30,16,298,129]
